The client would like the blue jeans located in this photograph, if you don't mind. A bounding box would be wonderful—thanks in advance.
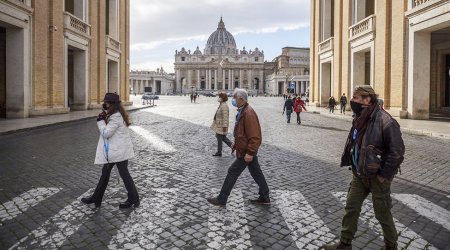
[218,156,270,204]
[341,104,346,113]
[286,110,292,123]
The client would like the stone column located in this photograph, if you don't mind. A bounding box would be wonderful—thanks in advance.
[187,70,192,92]
[231,69,234,89]
[214,70,218,90]
[197,70,201,89]
[239,69,243,87]
[228,69,232,90]
[259,70,264,93]
[247,70,252,90]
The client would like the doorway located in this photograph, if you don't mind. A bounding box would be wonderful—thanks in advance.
[320,62,332,106]
[0,27,5,117]
[445,54,450,107]
[107,59,119,94]
[67,46,87,110]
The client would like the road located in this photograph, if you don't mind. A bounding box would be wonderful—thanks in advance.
[0,96,449,249]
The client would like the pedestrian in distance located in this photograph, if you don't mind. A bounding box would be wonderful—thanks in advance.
[81,93,140,209]
[194,93,197,103]
[211,92,233,157]
[207,88,270,207]
[294,96,307,125]
[322,85,405,250]
[190,93,194,103]
[340,93,347,114]
[283,95,294,123]
[328,96,337,113]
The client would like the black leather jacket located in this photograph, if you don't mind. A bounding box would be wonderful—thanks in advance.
[341,106,405,180]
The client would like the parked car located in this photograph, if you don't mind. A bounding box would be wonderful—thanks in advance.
[142,93,159,100]
[203,92,215,97]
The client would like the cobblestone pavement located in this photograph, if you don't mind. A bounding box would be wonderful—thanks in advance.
[0,96,449,250]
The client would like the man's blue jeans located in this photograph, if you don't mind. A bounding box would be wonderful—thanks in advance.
[341,104,347,114]
[286,110,292,123]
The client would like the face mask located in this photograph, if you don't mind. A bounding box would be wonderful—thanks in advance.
[231,98,237,107]
[217,98,222,103]
[350,100,363,115]
[102,103,108,111]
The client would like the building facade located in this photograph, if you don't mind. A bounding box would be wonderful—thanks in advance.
[310,0,450,119]
[0,0,130,118]
[129,67,175,95]
[265,47,310,95]
[174,18,265,94]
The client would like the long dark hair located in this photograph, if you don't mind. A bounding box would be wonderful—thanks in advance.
[107,102,131,126]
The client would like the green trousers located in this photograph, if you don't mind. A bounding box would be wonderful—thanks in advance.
[340,175,398,248]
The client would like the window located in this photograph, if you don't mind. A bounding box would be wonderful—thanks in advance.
[255,57,259,62]
[181,57,185,62]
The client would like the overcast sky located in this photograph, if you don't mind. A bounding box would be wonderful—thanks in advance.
[130,0,310,73]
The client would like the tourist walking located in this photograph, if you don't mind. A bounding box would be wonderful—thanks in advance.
[322,85,405,250]
[283,96,294,123]
[211,92,232,156]
[81,93,140,209]
[193,93,197,103]
[340,93,347,114]
[328,96,337,113]
[294,96,307,124]
[190,93,194,103]
[207,88,270,206]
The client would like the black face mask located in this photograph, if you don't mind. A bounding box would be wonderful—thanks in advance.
[350,101,363,115]
[102,103,108,111]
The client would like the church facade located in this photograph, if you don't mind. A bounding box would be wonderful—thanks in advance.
[174,18,265,94]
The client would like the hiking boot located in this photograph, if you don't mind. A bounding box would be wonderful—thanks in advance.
[207,197,226,207]
[321,241,352,250]
[249,197,271,205]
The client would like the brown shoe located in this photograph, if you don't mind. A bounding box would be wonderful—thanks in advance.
[321,241,352,250]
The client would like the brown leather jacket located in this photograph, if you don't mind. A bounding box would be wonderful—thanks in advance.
[341,106,405,180]
[233,103,262,158]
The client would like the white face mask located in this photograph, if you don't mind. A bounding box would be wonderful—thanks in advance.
[217,98,222,102]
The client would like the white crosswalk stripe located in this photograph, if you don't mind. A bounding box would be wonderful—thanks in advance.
[0,187,61,226]
[207,189,252,249]
[129,125,176,153]
[392,193,450,232]
[333,192,438,250]
[9,188,114,250]
[273,190,336,249]
[108,188,179,250]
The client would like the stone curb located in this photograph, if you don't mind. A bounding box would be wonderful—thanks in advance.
[0,105,155,136]
[311,110,450,140]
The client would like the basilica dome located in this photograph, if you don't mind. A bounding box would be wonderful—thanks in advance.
[205,17,237,55]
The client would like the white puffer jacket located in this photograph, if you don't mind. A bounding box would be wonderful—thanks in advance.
[94,112,134,164]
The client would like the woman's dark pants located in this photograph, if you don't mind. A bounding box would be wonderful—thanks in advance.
[216,133,232,153]
[91,160,139,204]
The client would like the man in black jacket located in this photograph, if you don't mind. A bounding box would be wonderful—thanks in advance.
[323,85,405,250]
[340,93,347,114]
[283,96,294,123]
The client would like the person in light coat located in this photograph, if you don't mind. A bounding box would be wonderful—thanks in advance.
[81,93,140,209]
[211,92,232,156]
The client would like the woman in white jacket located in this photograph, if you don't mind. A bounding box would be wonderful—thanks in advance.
[81,93,140,208]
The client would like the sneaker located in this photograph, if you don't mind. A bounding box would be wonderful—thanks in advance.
[249,197,271,205]
[207,197,226,207]
[212,152,222,157]
[321,241,352,250]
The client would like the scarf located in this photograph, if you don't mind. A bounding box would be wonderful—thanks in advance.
[352,104,377,146]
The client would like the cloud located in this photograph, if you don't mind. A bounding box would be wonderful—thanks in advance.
[130,0,310,72]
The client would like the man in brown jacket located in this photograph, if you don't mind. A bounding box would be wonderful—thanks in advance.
[207,88,270,206]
